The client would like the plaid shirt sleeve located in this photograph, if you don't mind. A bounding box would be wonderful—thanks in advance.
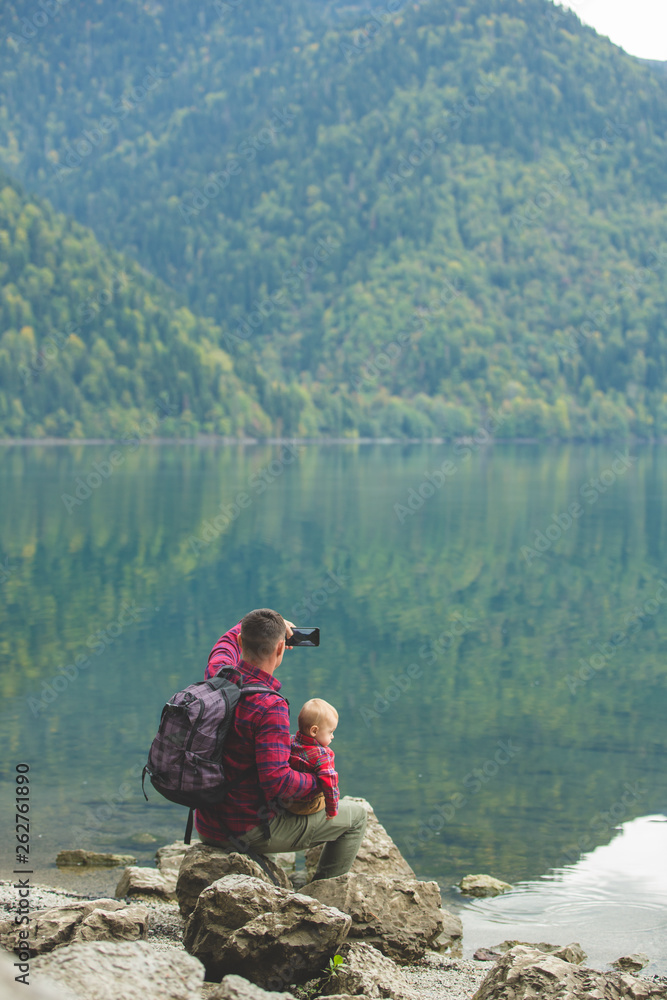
[206,620,242,678]
[311,745,340,817]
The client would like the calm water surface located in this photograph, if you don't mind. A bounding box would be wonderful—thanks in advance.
[1,443,665,972]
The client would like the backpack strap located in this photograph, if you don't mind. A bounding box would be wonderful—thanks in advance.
[184,807,195,845]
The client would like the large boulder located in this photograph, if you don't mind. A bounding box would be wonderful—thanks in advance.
[208,974,296,1000]
[32,940,204,1000]
[433,909,464,952]
[305,800,415,880]
[304,873,443,963]
[0,899,148,957]
[472,945,667,1000]
[183,874,351,987]
[318,941,414,1000]
[116,866,178,901]
[176,846,290,918]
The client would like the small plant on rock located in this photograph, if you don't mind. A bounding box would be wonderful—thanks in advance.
[291,953,347,999]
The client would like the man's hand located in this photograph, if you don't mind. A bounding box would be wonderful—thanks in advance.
[284,618,295,648]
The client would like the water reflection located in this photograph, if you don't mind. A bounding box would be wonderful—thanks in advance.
[459,815,667,974]
[0,443,666,970]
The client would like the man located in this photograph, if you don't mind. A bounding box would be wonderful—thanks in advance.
[195,607,367,880]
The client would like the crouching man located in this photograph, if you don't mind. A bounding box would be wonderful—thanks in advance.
[195,607,367,879]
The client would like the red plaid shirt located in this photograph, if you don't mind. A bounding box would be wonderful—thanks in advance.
[194,621,318,840]
[290,731,340,817]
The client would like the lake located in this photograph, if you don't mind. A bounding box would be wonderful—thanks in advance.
[1,441,666,972]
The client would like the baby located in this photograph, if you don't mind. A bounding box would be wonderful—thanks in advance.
[286,698,340,818]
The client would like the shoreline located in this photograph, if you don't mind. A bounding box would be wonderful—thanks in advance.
[1,435,666,447]
[3,876,666,1000]
[0,878,491,1000]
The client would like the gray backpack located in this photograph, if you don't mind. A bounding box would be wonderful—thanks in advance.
[142,666,285,848]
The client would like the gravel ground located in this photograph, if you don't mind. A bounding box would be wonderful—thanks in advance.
[0,880,515,1000]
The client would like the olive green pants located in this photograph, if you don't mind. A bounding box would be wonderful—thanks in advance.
[200,796,368,880]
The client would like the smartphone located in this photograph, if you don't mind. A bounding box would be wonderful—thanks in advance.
[285,627,320,647]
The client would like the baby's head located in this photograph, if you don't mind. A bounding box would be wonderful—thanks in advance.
[298,698,338,747]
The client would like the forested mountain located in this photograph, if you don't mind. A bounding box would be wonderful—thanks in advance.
[0,174,274,437]
[2,0,667,438]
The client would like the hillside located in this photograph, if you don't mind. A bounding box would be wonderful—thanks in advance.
[2,0,667,438]
[0,174,275,437]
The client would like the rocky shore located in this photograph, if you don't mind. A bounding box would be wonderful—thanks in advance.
[2,800,665,1000]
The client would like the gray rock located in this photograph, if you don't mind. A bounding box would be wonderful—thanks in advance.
[183,874,351,987]
[71,905,150,946]
[304,872,443,963]
[472,945,667,1000]
[459,874,512,896]
[155,841,192,872]
[1,947,71,1000]
[318,941,414,1000]
[612,953,651,972]
[56,850,137,867]
[128,832,160,845]
[116,866,178,901]
[0,899,148,956]
[266,852,296,872]
[208,973,296,1000]
[32,940,204,1000]
[433,908,464,952]
[475,940,586,965]
[289,870,309,891]
[176,845,290,918]
[551,942,587,965]
[306,800,415,881]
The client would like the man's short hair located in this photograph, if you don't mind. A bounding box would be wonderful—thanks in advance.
[240,608,286,662]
